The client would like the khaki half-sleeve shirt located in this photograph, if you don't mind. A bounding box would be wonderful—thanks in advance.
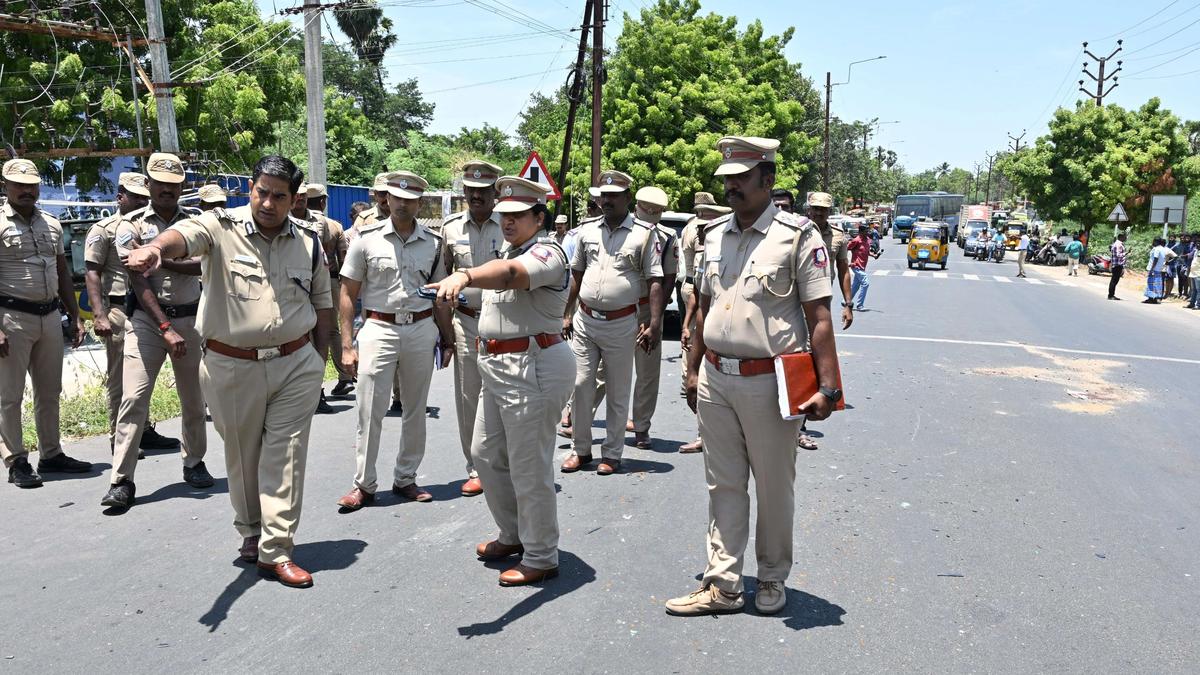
[441,210,503,311]
[83,213,129,297]
[0,203,63,302]
[478,237,570,340]
[116,205,203,305]
[571,214,664,310]
[699,205,832,359]
[173,205,332,349]
[341,223,446,314]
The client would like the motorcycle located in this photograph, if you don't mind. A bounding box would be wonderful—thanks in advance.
[1033,240,1060,265]
[1087,252,1113,275]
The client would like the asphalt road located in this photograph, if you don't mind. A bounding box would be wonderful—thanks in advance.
[2,241,1197,673]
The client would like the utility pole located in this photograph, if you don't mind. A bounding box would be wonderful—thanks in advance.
[555,0,593,219]
[302,0,327,183]
[590,0,605,186]
[128,33,145,167]
[823,71,831,192]
[1007,129,1026,153]
[144,0,178,152]
[983,151,996,205]
[972,161,982,203]
[1079,40,1122,107]
[859,125,870,208]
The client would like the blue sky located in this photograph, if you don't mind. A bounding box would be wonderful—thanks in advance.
[268,0,1200,173]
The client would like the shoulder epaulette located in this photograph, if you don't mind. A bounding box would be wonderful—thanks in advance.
[705,213,733,231]
[632,217,654,230]
[579,215,604,226]
[773,210,811,231]
[180,205,201,216]
[125,205,150,221]
[441,211,469,226]
[828,221,846,233]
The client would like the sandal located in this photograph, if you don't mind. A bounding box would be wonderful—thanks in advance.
[797,434,818,451]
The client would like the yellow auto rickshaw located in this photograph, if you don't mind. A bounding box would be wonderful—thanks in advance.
[1005,222,1027,250]
[907,222,950,270]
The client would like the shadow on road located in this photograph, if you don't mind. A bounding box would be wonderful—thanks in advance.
[456,550,596,638]
[746,577,846,630]
[44,461,110,482]
[135,478,229,506]
[198,538,367,632]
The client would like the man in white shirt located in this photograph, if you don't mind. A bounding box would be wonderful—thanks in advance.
[1016,232,1030,278]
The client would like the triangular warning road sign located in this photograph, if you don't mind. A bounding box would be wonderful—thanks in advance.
[1107,203,1128,222]
[518,151,561,200]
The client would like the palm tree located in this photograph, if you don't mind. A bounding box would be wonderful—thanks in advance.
[335,1,397,87]
[936,162,951,177]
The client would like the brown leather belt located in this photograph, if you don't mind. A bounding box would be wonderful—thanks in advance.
[579,301,637,321]
[638,296,649,306]
[476,333,563,356]
[455,305,479,319]
[705,349,775,376]
[206,335,311,361]
[365,308,433,325]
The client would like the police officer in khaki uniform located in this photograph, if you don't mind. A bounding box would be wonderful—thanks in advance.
[0,158,91,488]
[125,155,333,588]
[335,171,454,510]
[291,184,341,414]
[198,184,227,211]
[424,176,574,586]
[102,153,211,510]
[628,186,678,449]
[677,194,730,453]
[439,160,503,497]
[306,183,354,397]
[560,170,663,476]
[83,172,154,451]
[665,137,841,617]
[347,172,390,242]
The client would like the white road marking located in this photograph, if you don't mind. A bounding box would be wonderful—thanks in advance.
[841,334,1200,366]
[994,276,1012,283]
[1026,278,1045,285]
[902,270,919,277]
[873,270,890,276]
[933,272,948,279]
[963,274,979,280]
[1055,279,1076,287]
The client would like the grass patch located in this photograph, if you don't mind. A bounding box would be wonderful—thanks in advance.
[20,364,183,450]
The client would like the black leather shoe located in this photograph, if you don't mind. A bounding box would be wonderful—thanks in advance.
[37,452,91,474]
[8,458,43,489]
[315,391,334,414]
[183,461,215,488]
[139,425,180,450]
[390,399,403,413]
[101,480,135,509]
[330,380,355,397]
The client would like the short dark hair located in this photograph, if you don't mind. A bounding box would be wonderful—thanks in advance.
[252,155,304,195]
[756,161,777,179]
[771,188,795,205]
[532,203,551,230]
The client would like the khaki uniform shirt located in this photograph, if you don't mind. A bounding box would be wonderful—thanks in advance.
[325,216,347,275]
[341,222,446,314]
[821,221,849,266]
[571,214,663,311]
[699,204,832,359]
[678,216,708,282]
[639,223,679,300]
[173,205,332,349]
[116,205,203,305]
[0,203,63,302]
[441,210,502,311]
[478,237,570,340]
[84,213,129,297]
[348,205,383,242]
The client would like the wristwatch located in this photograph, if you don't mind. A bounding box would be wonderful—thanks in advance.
[841,302,853,308]
[818,386,842,403]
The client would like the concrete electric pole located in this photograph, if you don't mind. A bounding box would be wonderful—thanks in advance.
[1079,40,1122,107]
[590,0,605,187]
[144,0,178,152]
[303,0,327,183]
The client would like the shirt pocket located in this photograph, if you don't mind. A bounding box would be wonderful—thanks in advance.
[612,248,638,271]
[488,289,516,304]
[286,266,314,300]
[228,259,266,301]
[367,254,398,281]
[451,243,473,269]
[36,229,61,256]
[742,263,793,300]
[0,230,26,260]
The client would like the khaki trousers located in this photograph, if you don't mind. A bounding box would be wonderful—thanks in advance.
[1017,250,1027,276]
[473,341,575,569]
[679,281,696,386]
[0,308,64,467]
[353,317,436,492]
[570,311,636,460]
[451,311,482,477]
[329,277,351,382]
[630,303,661,432]
[110,313,207,485]
[697,360,799,594]
[101,304,127,446]
[201,346,323,564]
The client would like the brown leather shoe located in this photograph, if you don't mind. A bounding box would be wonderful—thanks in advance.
[596,459,620,475]
[256,560,313,588]
[392,482,433,502]
[461,476,483,496]
[634,431,652,449]
[679,438,703,453]
[556,426,573,439]
[498,563,559,586]
[476,539,524,560]
[560,452,592,473]
[238,535,260,563]
[336,487,374,511]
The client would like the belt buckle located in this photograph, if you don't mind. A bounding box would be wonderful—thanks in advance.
[718,356,740,375]
[396,312,413,325]
[592,309,607,320]
[476,338,490,356]
[257,347,281,361]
